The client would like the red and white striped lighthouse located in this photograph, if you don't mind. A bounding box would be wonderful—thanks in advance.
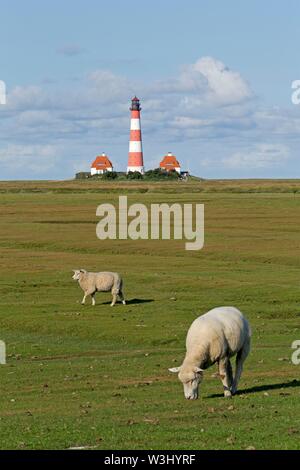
[127,96,144,174]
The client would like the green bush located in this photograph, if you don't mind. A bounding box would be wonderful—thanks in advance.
[144,168,179,180]
[126,171,144,180]
[102,171,118,180]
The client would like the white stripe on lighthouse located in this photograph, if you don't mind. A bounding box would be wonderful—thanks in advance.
[130,118,141,130]
[127,166,144,173]
[129,141,143,153]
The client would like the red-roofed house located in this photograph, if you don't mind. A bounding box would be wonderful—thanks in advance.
[91,153,113,175]
[159,152,181,174]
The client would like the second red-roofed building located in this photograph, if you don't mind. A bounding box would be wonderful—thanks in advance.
[160,152,181,174]
[91,153,113,175]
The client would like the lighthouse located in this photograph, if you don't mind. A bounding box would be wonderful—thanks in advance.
[127,96,144,174]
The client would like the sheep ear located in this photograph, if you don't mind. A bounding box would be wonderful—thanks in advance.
[194,367,204,373]
[168,367,181,373]
[80,269,86,273]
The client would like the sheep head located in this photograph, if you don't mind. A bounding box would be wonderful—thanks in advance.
[72,269,87,281]
[169,365,204,400]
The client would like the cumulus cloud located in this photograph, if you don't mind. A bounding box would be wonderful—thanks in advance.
[149,56,252,106]
[191,57,252,105]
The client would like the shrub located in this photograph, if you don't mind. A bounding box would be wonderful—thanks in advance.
[126,171,144,180]
[144,168,179,180]
[102,171,118,180]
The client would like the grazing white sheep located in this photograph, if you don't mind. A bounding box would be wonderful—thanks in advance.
[72,269,126,307]
[169,306,251,399]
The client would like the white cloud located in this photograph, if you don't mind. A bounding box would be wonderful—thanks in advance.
[0,144,59,175]
[254,108,300,136]
[222,144,289,169]
[172,116,212,128]
[149,56,252,106]
[87,70,134,105]
[191,57,252,105]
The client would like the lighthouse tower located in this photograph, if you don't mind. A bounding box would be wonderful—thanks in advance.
[127,96,144,174]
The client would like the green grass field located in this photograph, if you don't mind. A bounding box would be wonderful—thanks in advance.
[0,180,300,450]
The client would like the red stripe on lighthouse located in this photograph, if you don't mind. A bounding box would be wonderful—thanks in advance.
[131,110,140,119]
[130,130,142,141]
[128,153,143,165]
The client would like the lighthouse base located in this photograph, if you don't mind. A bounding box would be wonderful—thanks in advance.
[127,166,144,175]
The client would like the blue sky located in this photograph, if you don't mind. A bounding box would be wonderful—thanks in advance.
[0,0,300,179]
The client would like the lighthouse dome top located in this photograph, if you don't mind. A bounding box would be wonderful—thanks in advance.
[130,96,141,111]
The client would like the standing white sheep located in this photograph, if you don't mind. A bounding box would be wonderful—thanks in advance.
[72,269,126,306]
[169,306,251,399]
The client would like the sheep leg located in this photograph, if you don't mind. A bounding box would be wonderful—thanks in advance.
[119,290,126,305]
[218,358,233,397]
[91,293,96,306]
[111,293,117,307]
[81,293,87,305]
[226,359,233,390]
[232,339,250,395]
